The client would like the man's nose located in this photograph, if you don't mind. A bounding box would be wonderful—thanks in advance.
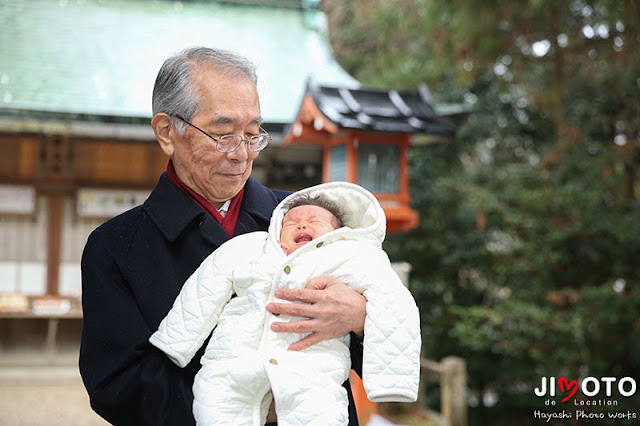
[227,140,250,162]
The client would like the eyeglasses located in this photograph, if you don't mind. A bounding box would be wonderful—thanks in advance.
[174,115,271,153]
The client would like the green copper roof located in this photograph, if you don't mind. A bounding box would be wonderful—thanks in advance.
[0,0,357,123]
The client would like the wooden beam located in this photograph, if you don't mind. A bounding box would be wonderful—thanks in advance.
[322,145,331,183]
[347,134,357,183]
[441,356,468,426]
[46,195,64,296]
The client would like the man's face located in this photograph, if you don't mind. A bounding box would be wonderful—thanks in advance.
[280,205,338,254]
[170,67,262,207]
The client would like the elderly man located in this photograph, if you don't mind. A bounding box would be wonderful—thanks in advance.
[79,47,366,426]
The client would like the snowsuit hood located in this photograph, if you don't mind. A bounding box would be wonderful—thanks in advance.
[267,181,386,250]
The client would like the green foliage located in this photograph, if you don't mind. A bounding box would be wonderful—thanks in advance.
[323,0,640,423]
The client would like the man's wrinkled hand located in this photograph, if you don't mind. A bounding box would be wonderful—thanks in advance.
[266,276,366,351]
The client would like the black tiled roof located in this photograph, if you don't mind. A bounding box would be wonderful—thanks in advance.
[307,80,456,136]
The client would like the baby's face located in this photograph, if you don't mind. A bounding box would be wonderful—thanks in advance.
[279,205,338,254]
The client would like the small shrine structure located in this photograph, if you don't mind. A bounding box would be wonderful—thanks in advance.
[283,80,456,232]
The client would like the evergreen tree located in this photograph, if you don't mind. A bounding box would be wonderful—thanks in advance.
[322,1,640,423]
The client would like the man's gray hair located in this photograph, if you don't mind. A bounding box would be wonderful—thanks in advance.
[151,47,258,133]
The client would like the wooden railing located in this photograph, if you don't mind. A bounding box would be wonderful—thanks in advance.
[420,356,468,426]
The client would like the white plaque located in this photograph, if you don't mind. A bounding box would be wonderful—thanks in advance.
[0,184,35,214]
[77,188,150,217]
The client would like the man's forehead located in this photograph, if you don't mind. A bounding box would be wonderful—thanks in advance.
[193,67,261,118]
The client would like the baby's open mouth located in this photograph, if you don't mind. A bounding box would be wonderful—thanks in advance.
[294,233,313,244]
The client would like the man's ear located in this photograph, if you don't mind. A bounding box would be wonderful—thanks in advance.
[151,113,175,157]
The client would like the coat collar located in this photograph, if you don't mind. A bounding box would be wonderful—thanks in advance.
[144,173,286,243]
[144,172,205,242]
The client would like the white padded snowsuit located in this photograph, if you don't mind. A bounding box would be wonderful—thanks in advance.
[149,182,421,425]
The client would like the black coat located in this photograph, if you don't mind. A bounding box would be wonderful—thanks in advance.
[79,174,362,425]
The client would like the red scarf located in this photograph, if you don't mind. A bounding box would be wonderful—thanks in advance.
[166,160,244,238]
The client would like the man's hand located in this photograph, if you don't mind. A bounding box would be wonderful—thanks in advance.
[266,276,366,351]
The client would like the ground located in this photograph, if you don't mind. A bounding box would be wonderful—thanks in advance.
[0,364,421,426]
[0,368,408,426]
[0,366,107,426]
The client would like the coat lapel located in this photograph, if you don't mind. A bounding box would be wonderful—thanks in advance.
[145,174,290,246]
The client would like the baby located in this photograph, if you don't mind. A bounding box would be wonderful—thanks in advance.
[150,181,421,426]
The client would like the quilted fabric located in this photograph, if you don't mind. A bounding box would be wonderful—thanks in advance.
[149,182,421,425]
